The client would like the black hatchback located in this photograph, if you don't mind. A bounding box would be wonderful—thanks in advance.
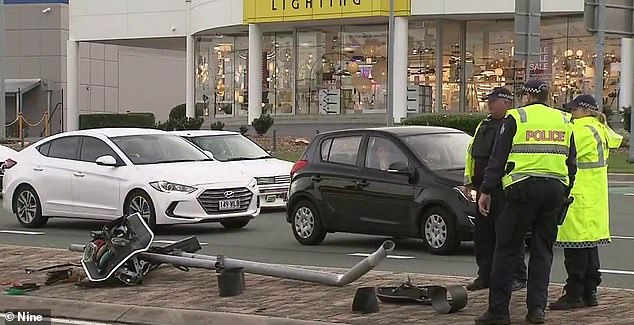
[286,126,478,255]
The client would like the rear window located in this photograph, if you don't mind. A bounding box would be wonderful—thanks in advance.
[37,142,51,156]
[48,137,81,160]
[320,136,362,166]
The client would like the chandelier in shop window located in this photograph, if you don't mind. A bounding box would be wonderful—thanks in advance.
[197,57,209,84]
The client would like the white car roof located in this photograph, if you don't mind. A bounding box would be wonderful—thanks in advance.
[170,130,239,137]
[58,128,168,138]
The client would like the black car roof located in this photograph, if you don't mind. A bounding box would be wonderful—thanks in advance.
[315,126,465,137]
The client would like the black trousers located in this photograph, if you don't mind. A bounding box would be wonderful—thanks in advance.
[488,178,566,316]
[563,247,602,297]
[474,187,527,283]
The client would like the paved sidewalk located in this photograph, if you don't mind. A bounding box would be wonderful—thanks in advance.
[1,244,634,325]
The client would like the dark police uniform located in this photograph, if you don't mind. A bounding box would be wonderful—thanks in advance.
[475,80,578,325]
[465,88,527,292]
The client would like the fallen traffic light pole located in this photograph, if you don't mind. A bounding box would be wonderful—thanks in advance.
[68,213,395,287]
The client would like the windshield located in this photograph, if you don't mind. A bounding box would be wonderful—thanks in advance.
[402,132,472,171]
[188,134,271,162]
[110,134,211,165]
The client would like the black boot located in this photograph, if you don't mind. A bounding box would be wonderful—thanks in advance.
[583,290,599,307]
[474,311,511,325]
[525,308,545,324]
[467,276,489,291]
[549,290,585,310]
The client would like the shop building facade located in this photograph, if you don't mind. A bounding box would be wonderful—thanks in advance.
[67,0,623,130]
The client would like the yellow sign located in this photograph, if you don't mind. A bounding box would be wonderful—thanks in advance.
[243,0,411,24]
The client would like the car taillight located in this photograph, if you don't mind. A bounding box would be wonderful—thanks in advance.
[3,159,17,169]
[290,160,308,177]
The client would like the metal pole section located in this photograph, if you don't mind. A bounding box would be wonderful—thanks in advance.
[435,20,444,113]
[595,0,606,110]
[0,0,6,140]
[631,1,634,163]
[524,1,532,82]
[248,24,263,125]
[66,40,79,131]
[185,0,195,118]
[386,0,395,126]
[69,241,395,287]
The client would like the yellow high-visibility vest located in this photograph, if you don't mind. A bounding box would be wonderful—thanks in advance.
[501,104,573,189]
[556,116,623,246]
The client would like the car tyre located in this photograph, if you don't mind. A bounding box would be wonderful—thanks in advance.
[290,200,326,245]
[421,206,460,255]
[220,218,250,229]
[125,190,157,231]
[14,185,48,228]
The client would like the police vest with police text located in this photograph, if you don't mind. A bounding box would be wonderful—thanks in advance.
[501,103,573,189]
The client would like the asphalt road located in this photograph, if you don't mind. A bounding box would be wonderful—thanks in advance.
[1,186,633,290]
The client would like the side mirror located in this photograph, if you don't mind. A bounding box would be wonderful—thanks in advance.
[387,161,409,173]
[96,155,118,167]
[203,150,214,159]
[388,161,417,183]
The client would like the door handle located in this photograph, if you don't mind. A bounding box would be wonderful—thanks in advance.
[33,167,44,172]
[73,172,85,177]
[356,180,369,188]
[311,175,322,182]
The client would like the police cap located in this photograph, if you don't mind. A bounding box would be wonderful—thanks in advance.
[522,79,550,94]
[482,87,514,101]
[562,94,598,112]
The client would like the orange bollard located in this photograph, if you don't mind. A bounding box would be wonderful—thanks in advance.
[44,112,50,136]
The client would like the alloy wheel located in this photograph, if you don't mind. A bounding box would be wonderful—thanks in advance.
[16,190,37,224]
[294,207,315,239]
[128,196,151,221]
[424,214,448,249]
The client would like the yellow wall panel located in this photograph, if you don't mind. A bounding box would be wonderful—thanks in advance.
[243,0,411,24]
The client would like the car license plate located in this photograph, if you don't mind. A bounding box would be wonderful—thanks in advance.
[219,199,241,211]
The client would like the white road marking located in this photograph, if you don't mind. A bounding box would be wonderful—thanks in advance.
[599,269,634,276]
[0,313,112,325]
[153,240,208,246]
[0,230,45,235]
[612,235,634,240]
[348,253,415,260]
[625,193,634,196]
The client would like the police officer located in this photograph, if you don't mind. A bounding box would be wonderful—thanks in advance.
[474,79,578,325]
[549,95,623,310]
[464,87,527,292]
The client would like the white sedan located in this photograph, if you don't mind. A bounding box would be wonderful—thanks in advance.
[0,144,18,188]
[2,128,260,229]
[172,130,293,208]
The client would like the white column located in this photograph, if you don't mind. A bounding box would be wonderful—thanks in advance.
[66,40,79,131]
[185,0,195,118]
[393,16,408,123]
[620,38,633,113]
[248,24,263,125]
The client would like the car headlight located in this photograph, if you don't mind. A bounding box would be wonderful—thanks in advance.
[248,178,257,190]
[454,186,477,203]
[150,181,197,194]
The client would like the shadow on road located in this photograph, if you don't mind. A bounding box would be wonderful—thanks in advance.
[32,219,258,236]
[317,236,476,257]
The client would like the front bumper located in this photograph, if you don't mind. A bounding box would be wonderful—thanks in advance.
[258,184,289,208]
[151,185,261,225]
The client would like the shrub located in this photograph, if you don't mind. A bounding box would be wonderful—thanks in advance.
[210,121,225,130]
[155,117,204,131]
[252,114,274,136]
[402,113,487,136]
[239,125,249,135]
[79,113,156,130]
[169,103,205,120]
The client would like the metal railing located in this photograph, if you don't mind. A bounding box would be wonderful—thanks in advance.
[5,111,50,148]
